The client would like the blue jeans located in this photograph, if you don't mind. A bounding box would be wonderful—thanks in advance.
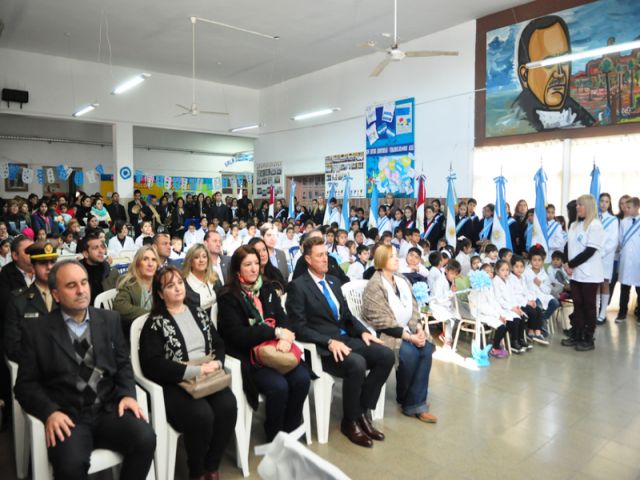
[396,340,433,415]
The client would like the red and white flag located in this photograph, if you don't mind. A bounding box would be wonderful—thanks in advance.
[268,185,275,218]
[416,175,426,235]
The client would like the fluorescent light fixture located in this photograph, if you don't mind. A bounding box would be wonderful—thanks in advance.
[230,124,260,133]
[112,73,151,95]
[526,40,640,69]
[72,103,99,117]
[292,107,340,121]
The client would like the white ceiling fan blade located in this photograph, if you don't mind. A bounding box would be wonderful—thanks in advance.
[176,104,191,111]
[404,50,459,58]
[175,112,191,117]
[370,57,391,77]
[200,110,229,116]
[194,16,279,40]
[356,41,377,49]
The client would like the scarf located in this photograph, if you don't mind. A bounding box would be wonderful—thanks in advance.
[239,274,264,325]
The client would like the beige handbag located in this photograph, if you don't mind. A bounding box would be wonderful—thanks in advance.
[179,354,231,399]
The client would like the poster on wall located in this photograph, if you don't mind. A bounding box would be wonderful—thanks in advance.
[485,0,640,139]
[100,174,219,200]
[255,161,283,198]
[365,97,416,198]
[324,152,365,198]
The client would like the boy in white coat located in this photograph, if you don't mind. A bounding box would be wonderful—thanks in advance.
[525,247,560,333]
[492,260,527,353]
[468,266,509,358]
[617,197,640,321]
[509,255,547,345]
[427,255,461,348]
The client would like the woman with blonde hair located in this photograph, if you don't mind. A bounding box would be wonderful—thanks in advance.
[183,243,219,311]
[561,194,604,352]
[113,245,160,338]
[361,244,436,423]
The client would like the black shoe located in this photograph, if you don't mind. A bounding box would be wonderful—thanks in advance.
[596,318,606,326]
[561,337,580,347]
[615,314,626,323]
[562,329,571,336]
[575,340,595,352]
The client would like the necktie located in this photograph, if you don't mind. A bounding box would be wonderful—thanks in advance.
[42,289,52,312]
[319,280,339,321]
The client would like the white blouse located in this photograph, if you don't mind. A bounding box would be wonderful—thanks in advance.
[186,272,217,311]
[382,275,413,330]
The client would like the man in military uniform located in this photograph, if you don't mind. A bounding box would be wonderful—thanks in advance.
[4,241,58,363]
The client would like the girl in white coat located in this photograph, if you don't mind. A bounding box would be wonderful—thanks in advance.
[525,246,560,331]
[617,196,640,321]
[598,193,619,323]
[492,260,527,353]
[510,255,546,345]
[468,266,509,358]
[427,253,460,348]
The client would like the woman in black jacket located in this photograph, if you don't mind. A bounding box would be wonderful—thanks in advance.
[171,197,187,237]
[247,237,287,294]
[217,245,310,441]
[139,266,236,480]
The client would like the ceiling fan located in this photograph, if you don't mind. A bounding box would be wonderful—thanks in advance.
[360,0,459,77]
[176,17,229,117]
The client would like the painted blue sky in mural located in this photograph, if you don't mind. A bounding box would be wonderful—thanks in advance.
[486,0,640,94]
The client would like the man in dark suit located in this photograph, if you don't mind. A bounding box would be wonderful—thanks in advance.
[5,240,59,362]
[286,236,394,448]
[208,192,231,224]
[292,230,350,285]
[79,234,119,304]
[204,230,230,289]
[106,192,127,225]
[127,190,145,235]
[0,235,34,422]
[14,260,155,479]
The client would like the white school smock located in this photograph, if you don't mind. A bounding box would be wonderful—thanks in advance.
[455,251,471,277]
[599,212,619,280]
[567,219,604,284]
[427,268,457,321]
[618,215,640,287]
[508,273,535,307]
[469,289,505,329]
[491,276,519,320]
[546,219,566,255]
[108,235,135,257]
[524,266,554,309]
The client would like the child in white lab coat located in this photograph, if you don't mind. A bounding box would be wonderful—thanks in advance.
[510,255,547,345]
[427,251,460,348]
[492,260,527,354]
[525,246,560,334]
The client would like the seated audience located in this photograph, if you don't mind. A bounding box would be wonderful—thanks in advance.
[80,234,119,304]
[248,237,287,293]
[183,244,218,311]
[107,221,135,256]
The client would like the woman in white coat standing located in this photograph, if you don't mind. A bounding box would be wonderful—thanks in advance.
[597,193,619,324]
[616,196,640,322]
[561,195,605,351]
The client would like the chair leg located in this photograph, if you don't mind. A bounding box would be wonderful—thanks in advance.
[452,321,463,351]
[13,406,29,479]
[314,376,334,444]
[302,396,312,445]
[166,433,179,480]
[372,383,386,421]
[505,333,512,355]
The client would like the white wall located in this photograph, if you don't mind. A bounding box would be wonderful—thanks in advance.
[0,48,259,135]
[255,21,476,197]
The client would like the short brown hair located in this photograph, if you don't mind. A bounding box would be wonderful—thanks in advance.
[302,236,325,257]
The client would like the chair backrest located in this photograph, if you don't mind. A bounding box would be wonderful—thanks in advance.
[210,303,219,329]
[94,288,118,309]
[341,280,376,335]
[130,314,150,380]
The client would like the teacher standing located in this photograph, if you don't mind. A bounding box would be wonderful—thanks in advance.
[561,195,604,352]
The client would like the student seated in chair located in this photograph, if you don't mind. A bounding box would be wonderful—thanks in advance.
[286,236,395,448]
[14,260,156,480]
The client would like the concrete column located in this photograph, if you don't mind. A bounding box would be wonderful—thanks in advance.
[112,122,134,198]
[560,139,572,217]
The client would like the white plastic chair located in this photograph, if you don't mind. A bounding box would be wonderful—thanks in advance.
[212,302,312,477]
[26,384,153,480]
[341,280,387,421]
[6,359,29,479]
[94,288,118,309]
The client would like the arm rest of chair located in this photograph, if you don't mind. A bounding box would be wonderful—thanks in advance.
[134,385,149,419]
[225,355,244,402]
[294,341,330,381]
[26,413,49,478]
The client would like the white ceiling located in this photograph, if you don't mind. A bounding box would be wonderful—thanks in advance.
[0,0,527,89]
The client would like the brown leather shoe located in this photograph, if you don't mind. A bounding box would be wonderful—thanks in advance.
[340,419,373,447]
[358,414,385,441]
[416,412,437,423]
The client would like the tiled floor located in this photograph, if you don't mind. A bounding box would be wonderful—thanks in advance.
[3,306,640,479]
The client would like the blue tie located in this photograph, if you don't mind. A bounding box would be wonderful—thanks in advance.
[319,280,339,321]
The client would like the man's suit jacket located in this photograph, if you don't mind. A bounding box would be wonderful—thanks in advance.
[208,204,231,224]
[0,261,30,338]
[286,271,367,356]
[273,248,289,281]
[14,307,136,423]
[107,202,127,224]
[292,254,350,286]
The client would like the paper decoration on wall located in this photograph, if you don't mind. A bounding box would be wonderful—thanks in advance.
[57,165,73,181]
[164,176,172,190]
[74,171,84,186]
[37,169,44,184]
[47,168,56,184]
[86,170,97,184]
[155,176,163,186]
[180,177,188,190]
[145,176,154,188]
[8,164,19,181]
[0,164,8,179]
[95,164,105,175]
[22,168,34,184]
[134,170,144,183]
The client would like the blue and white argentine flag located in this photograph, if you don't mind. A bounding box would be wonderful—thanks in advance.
[323,180,337,226]
[368,178,379,229]
[491,175,512,250]
[445,173,458,248]
[532,167,549,252]
[339,175,352,230]
[590,163,601,213]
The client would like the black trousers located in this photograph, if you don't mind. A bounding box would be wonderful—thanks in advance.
[618,284,640,317]
[491,324,507,349]
[164,385,237,477]
[250,364,311,441]
[521,304,543,330]
[506,317,524,344]
[47,409,156,480]
[321,338,395,422]
[570,281,599,336]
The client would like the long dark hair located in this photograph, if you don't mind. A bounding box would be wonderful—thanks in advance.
[150,266,184,317]
[247,237,287,291]
[599,193,614,215]
[220,245,260,298]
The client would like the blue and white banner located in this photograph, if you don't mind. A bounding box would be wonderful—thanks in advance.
[288,179,296,220]
[445,173,458,248]
[491,175,513,250]
[590,164,601,213]
[368,177,379,229]
[323,180,338,226]
[532,167,549,252]
[339,175,352,230]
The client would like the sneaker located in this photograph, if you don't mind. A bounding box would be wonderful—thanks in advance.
[523,340,533,350]
[532,334,549,346]
[615,315,626,323]
[596,317,606,326]
[513,342,527,353]
[489,348,508,358]
[527,332,535,340]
